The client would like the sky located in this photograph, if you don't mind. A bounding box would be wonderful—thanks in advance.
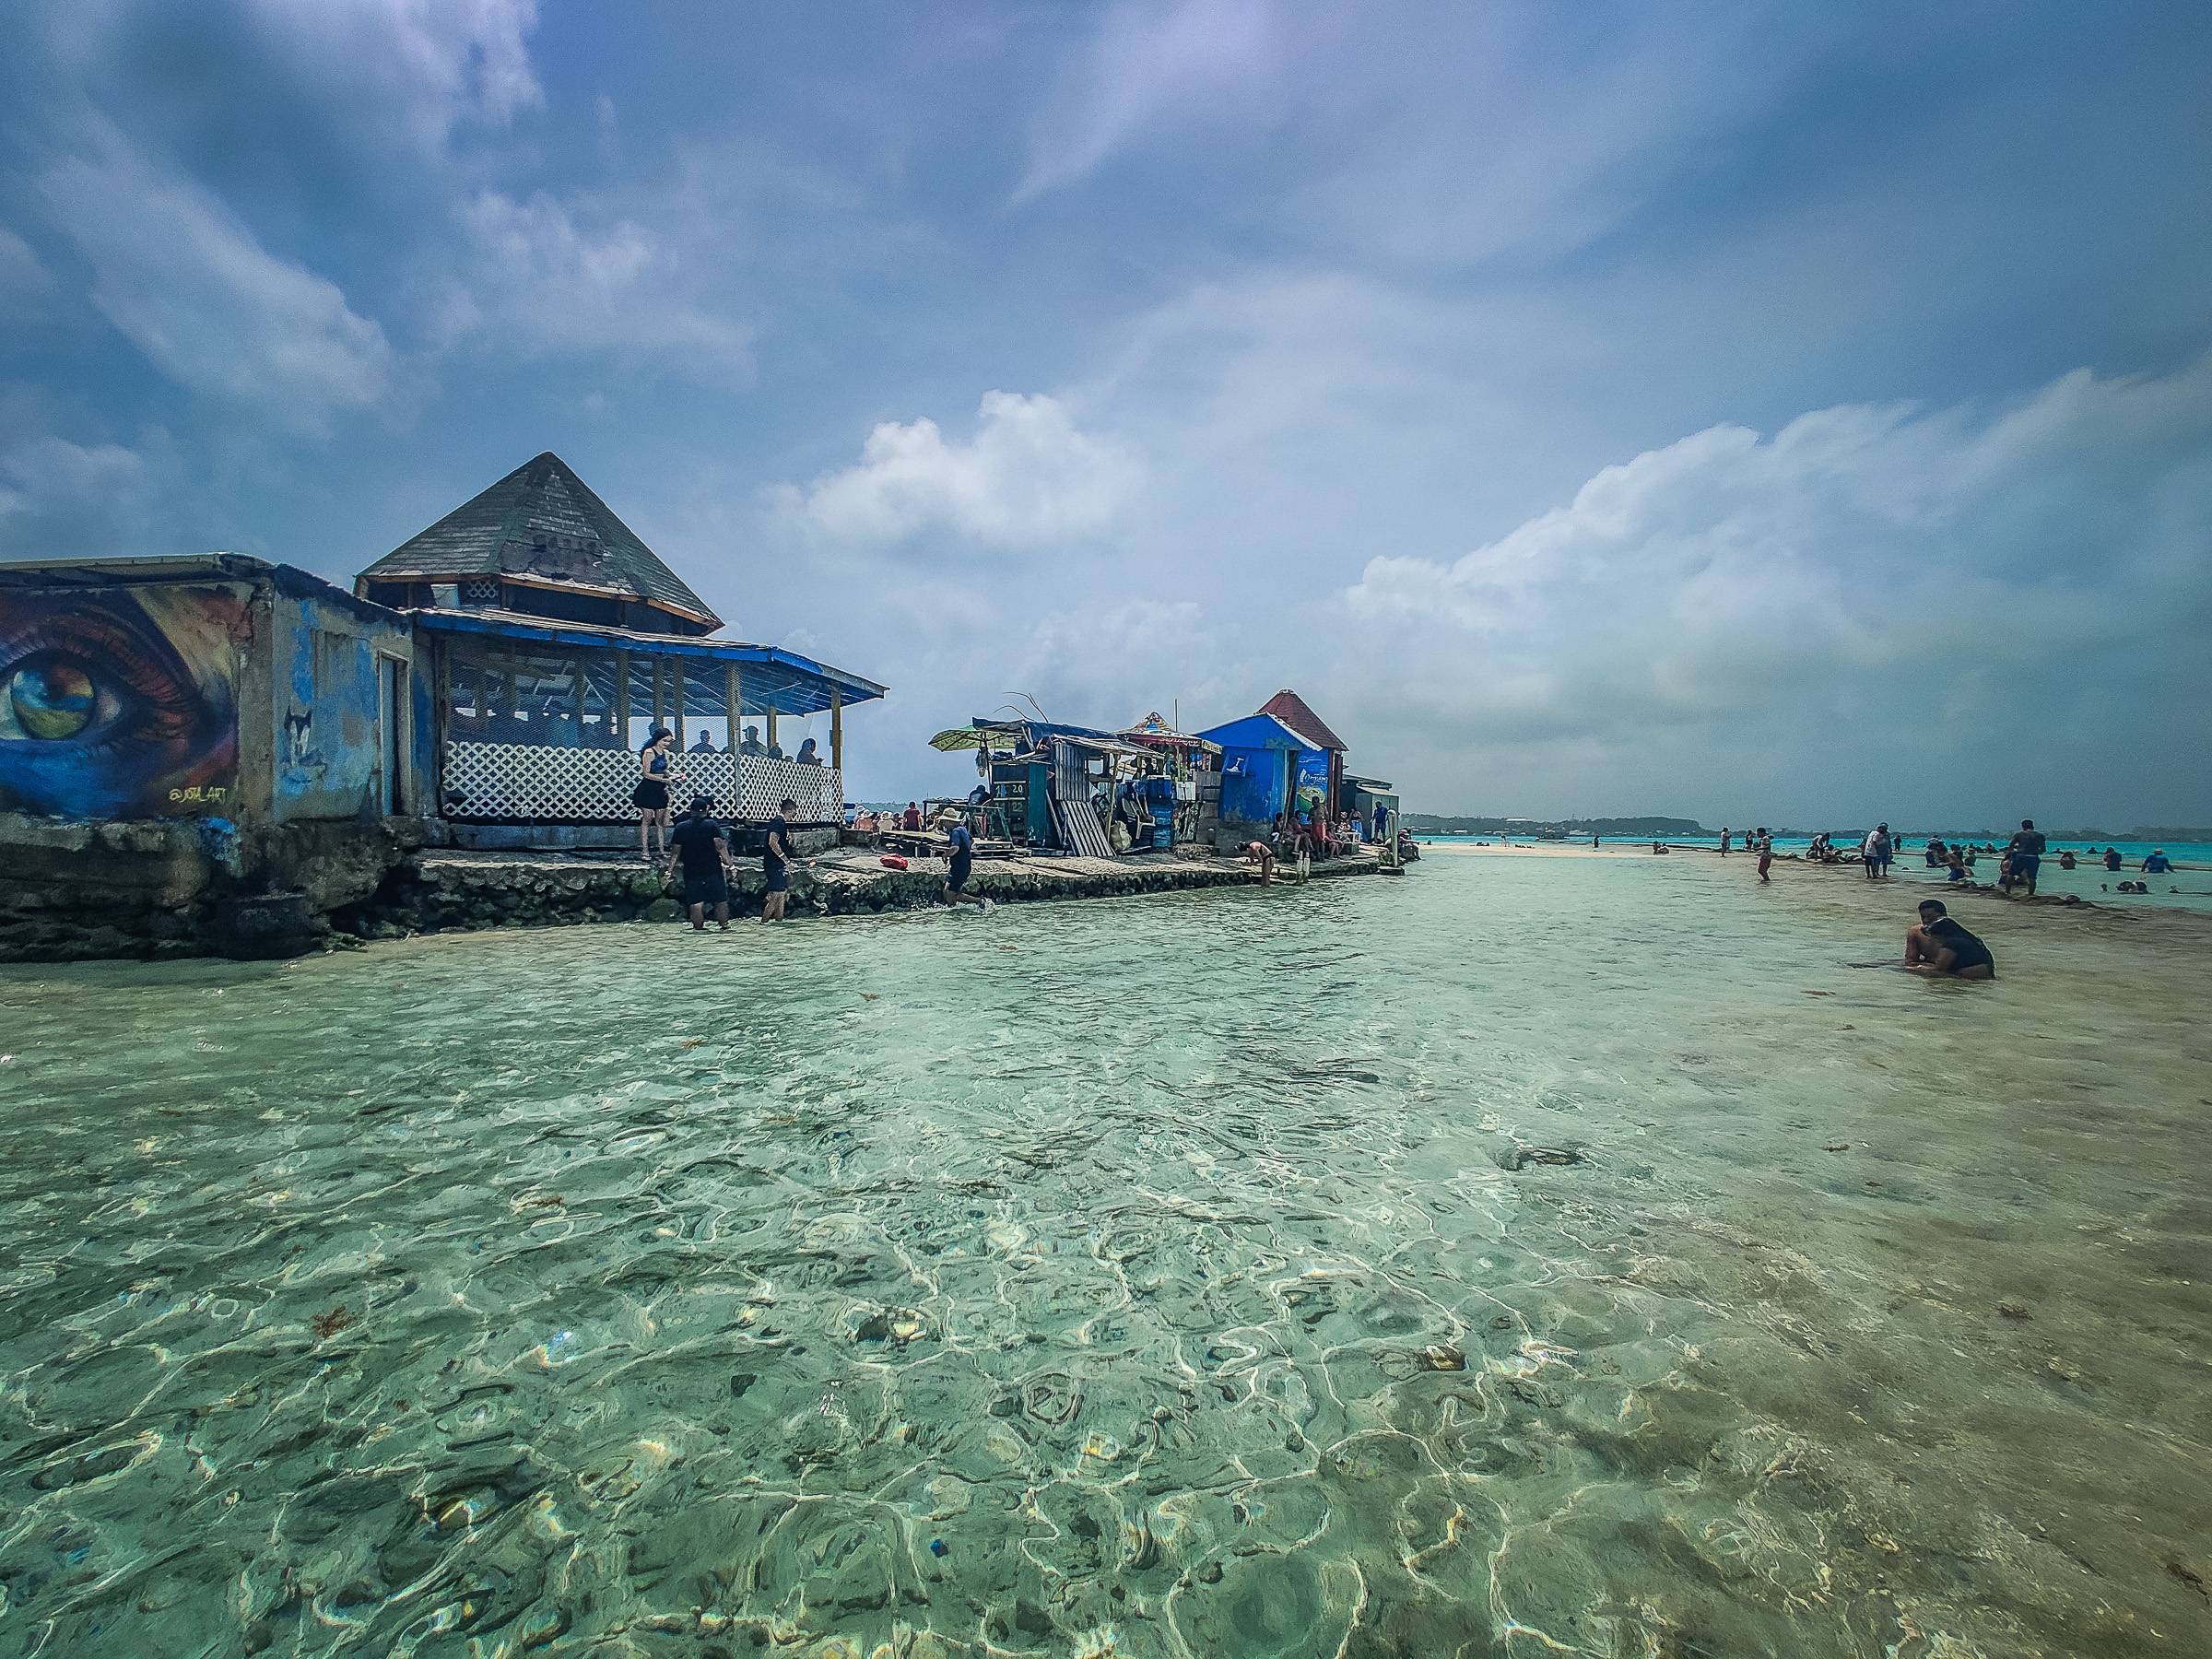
[2,0,2208,826]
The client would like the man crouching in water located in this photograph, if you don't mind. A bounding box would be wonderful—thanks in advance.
[1903,899,1994,980]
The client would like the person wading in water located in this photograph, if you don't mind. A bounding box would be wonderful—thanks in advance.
[664,795,735,931]
[760,797,803,922]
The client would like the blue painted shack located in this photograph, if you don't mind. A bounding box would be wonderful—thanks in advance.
[0,552,434,958]
[1196,712,1324,844]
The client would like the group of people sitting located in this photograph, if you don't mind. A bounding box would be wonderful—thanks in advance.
[851,801,928,835]
[1794,828,1901,874]
[680,724,825,763]
[1236,804,1406,884]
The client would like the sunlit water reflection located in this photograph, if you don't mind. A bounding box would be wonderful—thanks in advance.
[2,855,2206,1656]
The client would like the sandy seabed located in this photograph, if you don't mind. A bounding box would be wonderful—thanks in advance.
[0,850,2205,1656]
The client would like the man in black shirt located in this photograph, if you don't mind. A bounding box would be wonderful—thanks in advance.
[761,796,802,922]
[664,795,735,931]
[1903,899,1994,980]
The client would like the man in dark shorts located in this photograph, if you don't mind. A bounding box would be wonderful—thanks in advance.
[664,795,735,931]
[942,813,991,911]
[761,797,803,922]
[1903,899,1994,980]
[2003,818,2046,897]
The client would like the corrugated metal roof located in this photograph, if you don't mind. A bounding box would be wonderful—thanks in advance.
[359,452,721,628]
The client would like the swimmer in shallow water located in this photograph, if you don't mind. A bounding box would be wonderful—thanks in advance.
[1903,899,1994,980]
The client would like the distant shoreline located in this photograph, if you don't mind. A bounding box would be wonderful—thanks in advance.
[1407,820,2212,842]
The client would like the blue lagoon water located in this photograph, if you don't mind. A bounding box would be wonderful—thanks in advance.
[1423,836,2212,915]
[1,854,2206,1656]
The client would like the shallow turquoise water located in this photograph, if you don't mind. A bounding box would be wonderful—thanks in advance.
[1423,837,2212,915]
[1,856,2206,1656]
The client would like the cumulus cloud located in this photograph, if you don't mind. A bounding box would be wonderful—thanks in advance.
[429,189,750,373]
[0,434,159,555]
[39,136,392,428]
[1325,359,2212,818]
[786,392,1141,550]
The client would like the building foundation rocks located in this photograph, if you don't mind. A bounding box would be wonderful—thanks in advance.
[335,846,1382,941]
[0,811,438,962]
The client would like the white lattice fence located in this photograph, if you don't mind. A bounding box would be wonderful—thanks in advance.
[444,741,841,823]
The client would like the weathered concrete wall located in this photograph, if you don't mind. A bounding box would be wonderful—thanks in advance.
[269,579,423,822]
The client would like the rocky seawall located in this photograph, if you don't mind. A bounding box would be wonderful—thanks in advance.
[333,846,1384,941]
[0,812,431,964]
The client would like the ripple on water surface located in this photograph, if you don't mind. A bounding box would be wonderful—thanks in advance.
[1,855,2208,1657]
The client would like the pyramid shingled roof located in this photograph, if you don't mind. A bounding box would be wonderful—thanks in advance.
[1258,688,1347,751]
[359,452,720,629]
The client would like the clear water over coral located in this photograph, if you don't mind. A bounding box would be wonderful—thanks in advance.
[2,854,2206,1656]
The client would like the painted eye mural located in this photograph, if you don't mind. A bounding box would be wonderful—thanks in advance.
[0,585,244,818]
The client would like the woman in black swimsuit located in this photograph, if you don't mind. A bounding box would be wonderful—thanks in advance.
[632,728,676,862]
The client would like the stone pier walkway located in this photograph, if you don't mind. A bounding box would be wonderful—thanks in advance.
[338,843,1386,937]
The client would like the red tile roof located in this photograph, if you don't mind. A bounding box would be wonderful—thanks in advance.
[1259,688,1347,751]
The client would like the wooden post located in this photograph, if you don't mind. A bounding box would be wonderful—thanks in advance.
[724,664,738,751]
[572,657,589,745]
[672,661,686,751]
[616,649,632,748]
[433,644,452,804]
[830,687,843,771]
[767,706,779,755]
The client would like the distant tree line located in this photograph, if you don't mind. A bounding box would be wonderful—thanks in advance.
[1404,815,1709,836]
